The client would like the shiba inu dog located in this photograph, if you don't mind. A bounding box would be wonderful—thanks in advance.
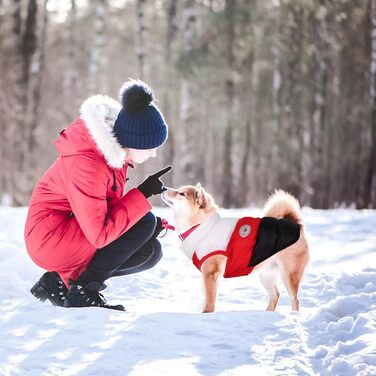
[162,185,309,313]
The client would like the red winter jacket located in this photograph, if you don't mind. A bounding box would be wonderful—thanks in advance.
[24,95,151,285]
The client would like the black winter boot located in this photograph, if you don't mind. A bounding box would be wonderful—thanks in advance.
[63,281,125,311]
[30,271,68,307]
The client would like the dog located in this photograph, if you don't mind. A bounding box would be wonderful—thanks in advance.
[162,184,309,313]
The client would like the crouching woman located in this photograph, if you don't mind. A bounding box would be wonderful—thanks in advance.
[24,80,171,310]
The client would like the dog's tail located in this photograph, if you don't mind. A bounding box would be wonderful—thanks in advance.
[262,189,303,226]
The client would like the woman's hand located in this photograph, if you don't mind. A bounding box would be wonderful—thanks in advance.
[137,166,172,198]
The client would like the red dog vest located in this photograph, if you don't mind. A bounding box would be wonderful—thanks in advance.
[223,217,261,278]
[187,217,261,278]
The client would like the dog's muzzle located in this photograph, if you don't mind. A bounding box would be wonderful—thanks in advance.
[161,187,177,208]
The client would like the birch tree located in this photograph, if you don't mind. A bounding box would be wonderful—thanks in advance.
[65,0,78,96]
[136,0,147,79]
[222,0,236,207]
[18,0,49,203]
[364,0,376,207]
[235,0,256,206]
[89,0,108,94]
[162,0,178,186]
[0,0,6,199]
[25,0,49,155]
[309,1,332,208]
[9,0,38,205]
[179,0,197,183]
[7,0,23,199]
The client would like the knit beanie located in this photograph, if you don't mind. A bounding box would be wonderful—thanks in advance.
[113,80,168,149]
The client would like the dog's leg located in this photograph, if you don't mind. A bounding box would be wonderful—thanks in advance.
[279,268,301,311]
[258,262,280,311]
[202,270,220,313]
[277,242,308,311]
[201,255,226,313]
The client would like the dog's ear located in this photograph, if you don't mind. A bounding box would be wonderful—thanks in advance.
[195,183,206,209]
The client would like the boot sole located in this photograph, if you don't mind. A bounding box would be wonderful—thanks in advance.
[63,293,125,311]
[30,281,50,303]
[30,281,64,307]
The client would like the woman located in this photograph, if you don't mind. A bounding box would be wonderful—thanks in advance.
[25,80,171,310]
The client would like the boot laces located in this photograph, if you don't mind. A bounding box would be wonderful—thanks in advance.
[58,280,66,300]
[78,286,107,307]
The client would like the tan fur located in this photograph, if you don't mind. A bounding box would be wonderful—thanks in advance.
[263,189,303,225]
[162,187,309,313]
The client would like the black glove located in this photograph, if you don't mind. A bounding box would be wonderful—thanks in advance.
[152,217,164,239]
[137,166,172,198]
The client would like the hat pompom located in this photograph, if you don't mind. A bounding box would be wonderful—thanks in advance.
[114,80,168,149]
[119,80,153,113]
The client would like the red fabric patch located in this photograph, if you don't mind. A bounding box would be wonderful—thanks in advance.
[223,217,261,278]
[192,250,228,270]
[179,224,200,240]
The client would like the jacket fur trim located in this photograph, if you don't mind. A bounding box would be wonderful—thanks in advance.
[80,95,125,168]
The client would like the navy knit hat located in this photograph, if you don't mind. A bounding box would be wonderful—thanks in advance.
[113,80,168,149]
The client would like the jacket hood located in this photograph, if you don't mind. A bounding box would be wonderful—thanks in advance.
[55,95,126,168]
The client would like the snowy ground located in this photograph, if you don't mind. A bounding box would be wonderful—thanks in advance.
[0,206,375,376]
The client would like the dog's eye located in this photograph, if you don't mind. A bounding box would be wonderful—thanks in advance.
[179,192,185,197]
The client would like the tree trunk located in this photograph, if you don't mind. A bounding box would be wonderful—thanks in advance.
[9,0,38,206]
[18,0,49,204]
[8,0,24,198]
[64,0,78,96]
[136,0,147,79]
[237,0,256,206]
[222,0,236,208]
[289,6,304,200]
[162,0,177,187]
[364,0,376,207]
[310,1,331,209]
[1,1,22,204]
[275,3,305,199]
[89,0,107,94]
[0,0,6,201]
[179,0,197,184]
[268,2,283,200]
[25,0,49,155]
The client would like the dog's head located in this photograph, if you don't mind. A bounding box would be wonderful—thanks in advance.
[162,183,218,233]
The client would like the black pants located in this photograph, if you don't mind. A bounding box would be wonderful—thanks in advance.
[77,212,162,285]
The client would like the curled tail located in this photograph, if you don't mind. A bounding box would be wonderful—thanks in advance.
[262,189,303,226]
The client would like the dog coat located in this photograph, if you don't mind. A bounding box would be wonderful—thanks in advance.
[180,213,300,278]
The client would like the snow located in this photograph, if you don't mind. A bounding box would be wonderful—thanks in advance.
[0,206,375,376]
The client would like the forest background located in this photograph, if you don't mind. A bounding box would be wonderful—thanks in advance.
[0,0,375,209]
